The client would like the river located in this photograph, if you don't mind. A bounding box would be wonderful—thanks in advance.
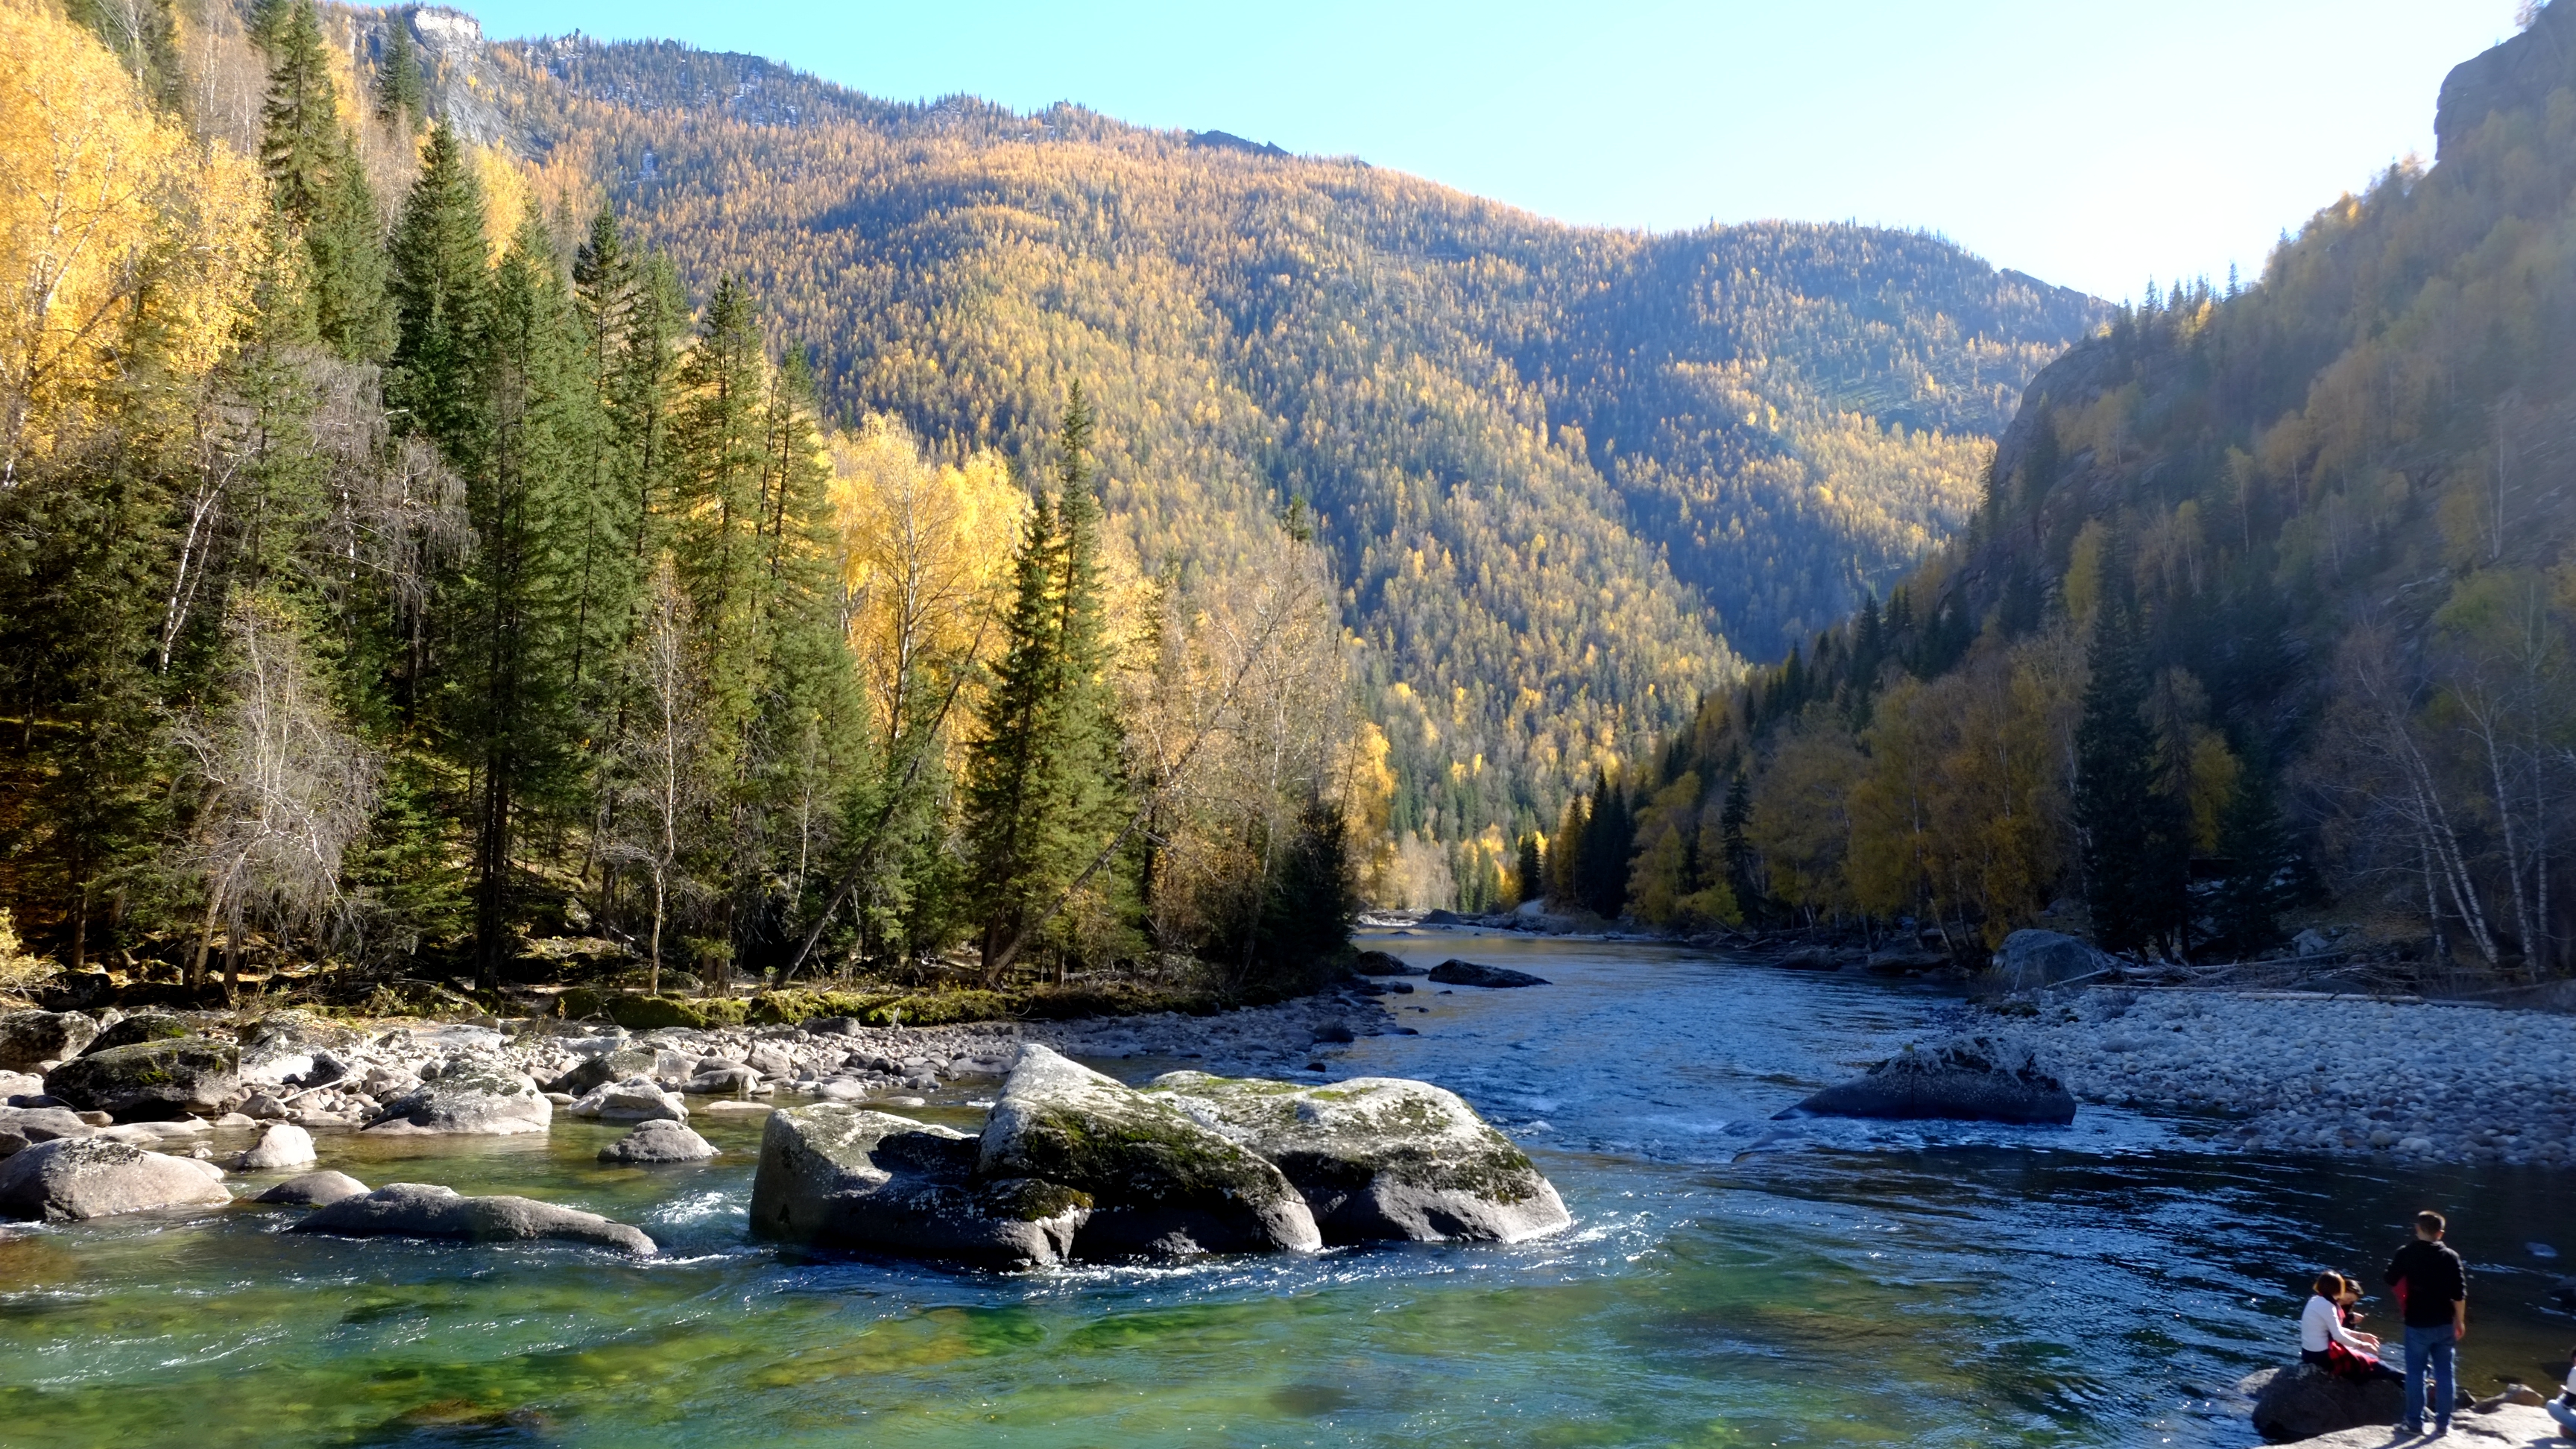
[2,932,2568,1447]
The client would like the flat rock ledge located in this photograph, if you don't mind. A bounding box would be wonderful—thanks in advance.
[290,1183,654,1254]
[1778,1035,2078,1125]
[0,1136,231,1221]
[750,1044,1568,1269]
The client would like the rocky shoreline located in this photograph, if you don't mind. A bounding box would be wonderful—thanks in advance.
[1988,985,2576,1167]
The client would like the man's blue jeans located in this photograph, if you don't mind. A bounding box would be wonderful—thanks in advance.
[2402,1322,2456,1431]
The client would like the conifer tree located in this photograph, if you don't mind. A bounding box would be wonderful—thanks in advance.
[257,0,391,360]
[376,13,425,130]
[453,215,602,988]
[2210,763,2294,959]
[1720,767,1757,912]
[2074,592,2185,954]
[388,122,490,452]
[1515,833,1542,903]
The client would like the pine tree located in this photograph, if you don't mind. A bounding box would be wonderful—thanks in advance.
[259,2,339,227]
[255,0,391,360]
[1515,833,1542,903]
[388,122,490,453]
[1547,795,1587,904]
[2074,593,2185,954]
[1720,767,1757,912]
[2210,763,2294,959]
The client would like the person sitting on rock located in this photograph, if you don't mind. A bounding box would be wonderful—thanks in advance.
[2549,1345,2576,1439]
[2301,1271,2399,1381]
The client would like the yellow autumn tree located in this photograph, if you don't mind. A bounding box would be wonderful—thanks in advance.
[0,0,259,477]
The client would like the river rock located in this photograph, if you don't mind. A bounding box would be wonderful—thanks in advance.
[236,1012,364,1086]
[543,1048,660,1098]
[599,1119,718,1164]
[979,1044,1320,1257]
[0,1069,44,1100]
[78,1013,196,1056]
[1425,960,1550,988]
[0,1104,98,1153]
[684,1063,760,1095]
[1778,1035,2078,1126]
[0,1136,230,1220]
[234,1123,317,1170]
[255,1169,370,1207]
[0,1010,100,1071]
[45,1038,241,1121]
[291,1182,654,1254]
[748,1104,1088,1268]
[1147,1072,1572,1244]
[2246,1363,2407,1442]
[1351,951,1425,976]
[363,1062,550,1137]
[567,1076,688,1123]
[1990,929,2118,991]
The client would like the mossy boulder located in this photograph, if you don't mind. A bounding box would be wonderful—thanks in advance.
[0,1009,100,1071]
[363,1061,550,1136]
[1146,1072,1570,1244]
[78,1013,195,1055]
[0,1136,230,1220]
[748,1104,1087,1269]
[979,1044,1320,1257]
[45,1038,240,1121]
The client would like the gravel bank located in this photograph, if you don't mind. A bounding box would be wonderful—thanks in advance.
[1998,988,2576,1165]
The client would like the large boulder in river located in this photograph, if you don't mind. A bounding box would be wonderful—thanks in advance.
[45,1038,240,1121]
[599,1119,718,1164]
[544,1048,660,1098]
[567,1076,687,1123]
[78,1013,195,1056]
[1426,959,1549,988]
[363,1061,550,1136]
[1778,1035,2077,1126]
[234,1122,317,1170]
[748,1105,1087,1268]
[2245,1363,2406,1442]
[980,1045,1322,1257]
[0,1136,230,1220]
[1990,929,2118,991]
[0,1009,99,1070]
[1147,1072,1570,1244]
[291,1182,653,1254]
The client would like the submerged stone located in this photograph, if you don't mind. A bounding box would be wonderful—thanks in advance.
[1778,1035,2077,1125]
[291,1182,653,1254]
[1426,960,1550,988]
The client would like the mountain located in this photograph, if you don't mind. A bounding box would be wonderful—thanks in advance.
[1600,3,2576,970]
[320,7,2103,895]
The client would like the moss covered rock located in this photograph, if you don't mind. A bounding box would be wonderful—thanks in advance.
[0,1009,100,1071]
[748,1104,1087,1269]
[979,1044,1320,1257]
[1146,1072,1571,1244]
[45,1038,240,1121]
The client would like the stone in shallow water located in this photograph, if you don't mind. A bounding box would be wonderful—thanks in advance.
[1146,1072,1572,1245]
[1426,960,1550,988]
[599,1119,718,1164]
[45,1038,241,1123]
[236,1123,317,1170]
[0,1136,230,1220]
[1777,1035,2077,1126]
[256,1169,370,1207]
[363,1063,549,1136]
[748,1105,1085,1269]
[290,1182,654,1254]
[569,1076,688,1123]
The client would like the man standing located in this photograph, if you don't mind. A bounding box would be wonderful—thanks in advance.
[2385,1209,2469,1438]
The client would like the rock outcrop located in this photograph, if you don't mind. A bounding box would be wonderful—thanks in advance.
[0,1009,99,1071]
[363,1061,550,1136]
[1778,1035,2077,1125]
[2245,1363,2406,1442]
[45,1038,242,1121]
[748,1105,1088,1267]
[979,1045,1321,1257]
[1147,1071,1570,1243]
[290,1182,654,1253]
[78,1013,195,1055]
[1426,960,1550,988]
[599,1119,717,1164]
[0,1136,231,1220]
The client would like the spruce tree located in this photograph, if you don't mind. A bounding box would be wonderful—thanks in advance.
[1515,833,1542,903]
[2210,763,2294,959]
[2073,593,2185,954]
[964,490,1062,967]
[376,13,425,130]
[454,216,602,988]
[259,2,340,227]
[1720,767,1757,912]
[388,122,490,452]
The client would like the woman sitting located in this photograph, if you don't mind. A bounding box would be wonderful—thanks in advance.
[2299,1271,2400,1381]
[2548,1344,2576,1439]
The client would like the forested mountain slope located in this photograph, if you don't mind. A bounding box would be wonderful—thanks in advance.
[1586,3,2576,973]
[367,13,2106,894]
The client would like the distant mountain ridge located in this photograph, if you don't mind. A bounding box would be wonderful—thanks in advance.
[351,4,2107,894]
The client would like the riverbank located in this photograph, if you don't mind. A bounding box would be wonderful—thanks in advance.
[1990,985,2576,1167]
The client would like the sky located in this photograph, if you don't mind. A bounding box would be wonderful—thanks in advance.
[463,0,2528,302]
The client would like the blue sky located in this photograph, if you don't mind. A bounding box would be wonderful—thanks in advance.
[465,0,2525,302]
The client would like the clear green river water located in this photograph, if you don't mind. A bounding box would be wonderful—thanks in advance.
[4,934,2569,1448]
